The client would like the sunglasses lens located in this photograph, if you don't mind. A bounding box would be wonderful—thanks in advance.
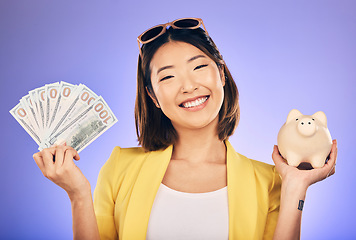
[141,26,164,42]
[173,18,200,28]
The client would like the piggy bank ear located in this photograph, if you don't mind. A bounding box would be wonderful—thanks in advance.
[312,111,327,127]
[286,109,302,124]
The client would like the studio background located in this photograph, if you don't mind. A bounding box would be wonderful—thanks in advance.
[1,0,355,239]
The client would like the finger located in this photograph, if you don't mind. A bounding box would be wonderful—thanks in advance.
[62,144,80,161]
[329,139,338,165]
[41,148,56,175]
[323,140,337,171]
[62,147,80,167]
[331,165,336,175]
[327,163,336,178]
[319,141,336,179]
[272,145,287,166]
[54,144,66,168]
[69,146,80,161]
[74,153,80,161]
[33,152,46,175]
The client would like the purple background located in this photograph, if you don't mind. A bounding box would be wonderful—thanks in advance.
[1,0,355,239]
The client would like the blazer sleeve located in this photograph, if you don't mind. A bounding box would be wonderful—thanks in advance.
[263,166,282,239]
[93,147,121,240]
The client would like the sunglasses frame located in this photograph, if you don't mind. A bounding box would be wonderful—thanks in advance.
[137,17,208,58]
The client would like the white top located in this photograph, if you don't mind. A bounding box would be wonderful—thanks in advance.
[146,183,229,240]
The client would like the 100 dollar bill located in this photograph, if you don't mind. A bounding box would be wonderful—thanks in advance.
[10,102,42,146]
[39,96,117,153]
[44,84,98,140]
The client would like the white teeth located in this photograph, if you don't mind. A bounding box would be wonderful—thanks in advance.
[182,96,208,108]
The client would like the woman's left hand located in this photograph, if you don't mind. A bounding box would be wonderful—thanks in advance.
[272,139,337,190]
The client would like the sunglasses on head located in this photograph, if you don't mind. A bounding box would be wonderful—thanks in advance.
[137,17,209,58]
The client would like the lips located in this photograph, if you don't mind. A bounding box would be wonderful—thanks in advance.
[179,95,210,108]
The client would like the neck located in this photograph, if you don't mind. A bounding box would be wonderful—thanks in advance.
[171,119,227,165]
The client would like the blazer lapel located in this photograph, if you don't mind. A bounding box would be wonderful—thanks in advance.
[122,145,173,240]
[226,140,258,239]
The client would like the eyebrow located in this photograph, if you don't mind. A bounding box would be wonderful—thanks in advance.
[188,54,206,63]
[156,55,207,75]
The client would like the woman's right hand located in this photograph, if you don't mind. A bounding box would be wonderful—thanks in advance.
[33,143,91,201]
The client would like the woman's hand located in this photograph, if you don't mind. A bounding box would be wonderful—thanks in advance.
[272,139,338,190]
[33,143,91,201]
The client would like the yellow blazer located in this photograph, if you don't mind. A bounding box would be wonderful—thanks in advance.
[93,140,281,240]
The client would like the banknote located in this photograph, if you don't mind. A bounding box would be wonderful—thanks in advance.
[45,82,60,130]
[10,82,117,153]
[10,102,42,146]
[45,84,98,140]
[35,86,47,137]
[39,96,117,153]
[29,89,43,134]
[20,95,41,137]
[45,81,79,137]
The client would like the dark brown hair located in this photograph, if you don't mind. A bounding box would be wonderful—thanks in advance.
[135,27,240,151]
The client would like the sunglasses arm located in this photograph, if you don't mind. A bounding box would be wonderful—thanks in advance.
[137,39,143,59]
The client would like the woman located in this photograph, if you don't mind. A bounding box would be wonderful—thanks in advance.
[33,18,337,240]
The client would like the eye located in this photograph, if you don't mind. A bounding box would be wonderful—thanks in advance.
[194,64,208,70]
[296,118,299,121]
[160,75,174,81]
[312,118,315,121]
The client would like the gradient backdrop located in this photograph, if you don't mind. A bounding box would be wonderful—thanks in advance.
[1,0,355,239]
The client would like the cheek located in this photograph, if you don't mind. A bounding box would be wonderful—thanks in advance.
[154,85,176,108]
[203,68,224,89]
[155,90,178,120]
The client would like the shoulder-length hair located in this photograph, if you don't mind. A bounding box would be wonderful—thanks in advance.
[135,27,240,152]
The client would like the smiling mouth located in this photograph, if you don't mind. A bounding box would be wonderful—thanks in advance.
[179,96,209,108]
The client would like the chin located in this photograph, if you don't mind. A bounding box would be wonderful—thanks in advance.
[174,116,219,131]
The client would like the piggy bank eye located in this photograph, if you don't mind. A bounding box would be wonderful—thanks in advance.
[312,118,315,121]
[296,118,299,121]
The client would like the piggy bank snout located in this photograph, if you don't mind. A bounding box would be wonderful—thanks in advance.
[297,117,317,137]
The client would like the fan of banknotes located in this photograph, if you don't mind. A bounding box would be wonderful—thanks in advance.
[10,81,117,153]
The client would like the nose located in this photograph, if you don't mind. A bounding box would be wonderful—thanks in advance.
[181,74,198,93]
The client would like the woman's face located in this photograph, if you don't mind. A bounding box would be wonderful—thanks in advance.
[148,41,225,131]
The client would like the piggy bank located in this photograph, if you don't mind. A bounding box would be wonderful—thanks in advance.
[277,109,332,168]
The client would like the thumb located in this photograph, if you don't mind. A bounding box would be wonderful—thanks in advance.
[63,143,80,161]
[272,145,287,166]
